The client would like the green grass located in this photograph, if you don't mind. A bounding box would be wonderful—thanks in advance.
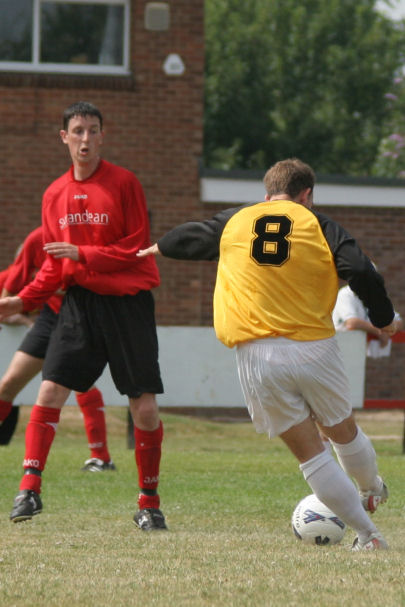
[0,407,404,607]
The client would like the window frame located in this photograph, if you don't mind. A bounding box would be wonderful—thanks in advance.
[0,0,130,75]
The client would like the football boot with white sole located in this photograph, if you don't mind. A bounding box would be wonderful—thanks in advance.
[360,479,388,514]
[81,458,116,472]
[351,532,389,551]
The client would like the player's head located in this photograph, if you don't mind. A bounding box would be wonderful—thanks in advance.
[263,158,315,200]
[60,101,104,170]
[62,101,103,131]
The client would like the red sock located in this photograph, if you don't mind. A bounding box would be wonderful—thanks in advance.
[0,399,12,422]
[135,421,163,509]
[19,405,61,494]
[76,388,111,462]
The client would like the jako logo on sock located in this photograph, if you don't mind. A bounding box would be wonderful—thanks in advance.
[144,475,159,484]
[23,459,40,468]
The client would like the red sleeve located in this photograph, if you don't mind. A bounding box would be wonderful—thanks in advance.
[4,227,45,294]
[18,256,64,312]
[17,212,63,311]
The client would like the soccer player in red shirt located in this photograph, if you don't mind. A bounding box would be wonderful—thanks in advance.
[0,102,166,531]
[0,227,115,471]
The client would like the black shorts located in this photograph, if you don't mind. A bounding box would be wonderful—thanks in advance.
[18,304,58,359]
[42,286,164,398]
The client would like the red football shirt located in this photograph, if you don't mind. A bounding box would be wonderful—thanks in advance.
[4,227,62,313]
[19,160,160,311]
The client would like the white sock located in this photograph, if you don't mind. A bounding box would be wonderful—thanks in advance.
[330,426,383,494]
[300,450,377,542]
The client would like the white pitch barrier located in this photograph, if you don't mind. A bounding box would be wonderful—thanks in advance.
[0,324,366,409]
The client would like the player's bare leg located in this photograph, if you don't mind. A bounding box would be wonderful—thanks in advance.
[0,351,43,402]
[0,351,44,445]
[0,350,44,439]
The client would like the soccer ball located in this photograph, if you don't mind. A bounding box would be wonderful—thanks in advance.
[291,494,346,546]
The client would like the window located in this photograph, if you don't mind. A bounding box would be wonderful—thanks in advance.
[0,0,130,75]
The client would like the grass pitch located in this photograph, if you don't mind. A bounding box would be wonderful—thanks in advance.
[0,407,404,607]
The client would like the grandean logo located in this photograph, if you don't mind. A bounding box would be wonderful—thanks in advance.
[59,209,109,230]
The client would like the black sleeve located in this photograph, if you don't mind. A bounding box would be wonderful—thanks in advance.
[158,206,243,261]
[314,211,394,328]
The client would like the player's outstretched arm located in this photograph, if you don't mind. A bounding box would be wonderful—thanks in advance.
[137,243,160,258]
[0,296,23,322]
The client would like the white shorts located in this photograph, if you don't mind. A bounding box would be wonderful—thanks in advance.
[236,336,352,438]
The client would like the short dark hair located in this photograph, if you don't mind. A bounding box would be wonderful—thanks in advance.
[63,101,103,130]
[263,158,315,199]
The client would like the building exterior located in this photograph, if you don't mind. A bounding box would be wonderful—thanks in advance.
[0,0,206,327]
[0,0,404,402]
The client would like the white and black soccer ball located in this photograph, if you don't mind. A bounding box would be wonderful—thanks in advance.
[292,494,346,546]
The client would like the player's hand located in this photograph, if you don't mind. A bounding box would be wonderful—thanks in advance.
[44,242,80,261]
[380,321,397,337]
[1,313,34,328]
[378,331,390,347]
[137,243,160,257]
[0,296,24,322]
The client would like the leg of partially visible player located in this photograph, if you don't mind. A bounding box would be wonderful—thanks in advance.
[76,386,115,471]
[0,351,43,444]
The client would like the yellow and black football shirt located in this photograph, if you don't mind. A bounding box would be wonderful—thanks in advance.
[158,200,394,348]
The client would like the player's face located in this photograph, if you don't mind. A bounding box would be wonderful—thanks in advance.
[60,114,103,167]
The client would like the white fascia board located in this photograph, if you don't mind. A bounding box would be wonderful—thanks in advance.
[200,177,405,208]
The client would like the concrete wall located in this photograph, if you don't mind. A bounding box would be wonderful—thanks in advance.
[0,324,366,409]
